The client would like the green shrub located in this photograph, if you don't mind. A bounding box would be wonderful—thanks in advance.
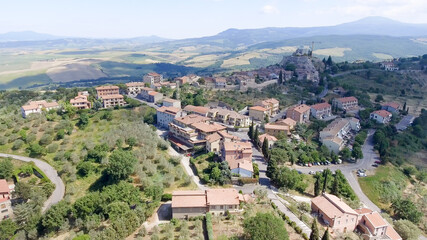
[161,193,172,201]
[294,226,302,234]
[302,233,309,240]
[206,213,214,240]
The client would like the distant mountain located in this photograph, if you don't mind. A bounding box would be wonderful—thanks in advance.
[0,31,65,42]
[146,16,427,50]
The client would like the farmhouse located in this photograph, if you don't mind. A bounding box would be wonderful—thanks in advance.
[214,77,227,88]
[21,100,60,118]
[172,189,241,219]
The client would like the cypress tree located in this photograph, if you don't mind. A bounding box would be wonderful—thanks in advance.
[278,70,283,84]
[262,138,269,158]
[248,122,254,140]
[314,176,321,196]
[321,228,330,240]
[309,219,320,240]
[254,126,260,146]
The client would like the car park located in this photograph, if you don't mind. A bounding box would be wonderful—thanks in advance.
[372,164,379,167]
[309,171,315,175]
[374,160,381,164]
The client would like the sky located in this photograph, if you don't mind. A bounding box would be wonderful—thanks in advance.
[0,0,426,39]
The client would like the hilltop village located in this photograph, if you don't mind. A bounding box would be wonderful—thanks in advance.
[1,48,426,240]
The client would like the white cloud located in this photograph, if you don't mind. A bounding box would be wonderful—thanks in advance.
[261,5,280,14]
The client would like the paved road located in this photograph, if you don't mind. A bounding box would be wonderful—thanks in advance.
[130,95,159,110]
[317,79,328,99]
[229,132,312,236]
[0,153,65,212]
[293,129,380,212]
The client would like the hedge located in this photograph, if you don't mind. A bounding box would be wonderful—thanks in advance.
[161,193,172,201]
[206,212,214,240]
[238,177,258,185]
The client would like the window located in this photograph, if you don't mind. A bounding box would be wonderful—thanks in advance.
[220,205,223,210]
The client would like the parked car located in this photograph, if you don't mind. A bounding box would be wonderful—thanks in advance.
[358,172,367,177]
[372,164,379,167]
[308,163,312,167]
[374,160,381,164]
[309,171,315,175]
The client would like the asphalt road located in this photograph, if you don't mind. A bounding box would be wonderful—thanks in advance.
[130,95,159,109]
[0,153,65,212]
[293,129,380,212]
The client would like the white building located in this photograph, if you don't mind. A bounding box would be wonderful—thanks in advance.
[126,82,146,95]
[21,100,60,118]
[163,98,181,109]
[370,110,392,124]
[310,102,332,119]
[320,118,360,153]
[156,106,183,129]
[143,72,163,85]
[0,179,12,221]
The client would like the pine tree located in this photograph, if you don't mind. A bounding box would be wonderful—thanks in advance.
[326,56,333,66]
[278,70,283,85]
[266,157,277,179]
[262,138,269,158]
[321,228,330,240]
[254,126,260,146]
[403,102,407,112]
[309,219,320,240]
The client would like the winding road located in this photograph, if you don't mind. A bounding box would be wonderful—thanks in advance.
[0,153,65,212]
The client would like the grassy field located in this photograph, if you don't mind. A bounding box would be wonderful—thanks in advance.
[358,164,408,210]
[368,93,427,116]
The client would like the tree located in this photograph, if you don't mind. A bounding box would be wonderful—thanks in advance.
[375,94,384,103]
[105,150,137,181]
[77,113,89,129]
[0,158,13,179]
[254,126,260,146]
[321,228,330,240]
[392,199,422,224]
[126,137,137,149]
[264,114,269,123]
[326,56,333,66]
[340,148,351,161]
[248,121,254,140]
[393,219,421,240]
[351,146,363,160]
[314,176,321,196]
[42,200,71,233]
[28,143,46,157]
[0,219,17,240]
[278,70,283,84]
[243,212,288,240]
[309,219,320,240]
[262,138,269,158]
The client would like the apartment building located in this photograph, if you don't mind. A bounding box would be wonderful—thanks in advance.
[168,114,211,150]
[255,98,280,116]
[286,104,311,124]
[95,85,119,99]
[332,97,358,111]
[147,91,163,103]
[320,118,360,153]
[207,108,250,127]
[310,102,332,119]
[21,100,60,118]
[0,179,12,221]
[70,92,91,110]
[101,94,125,108]
[126,82,146,95]
[370,110,392,124]
[206,130,241,153]
[172,189,241,219]
[163,98,181,109]
[249,106,269,121]
[143,72,163,85]
[183,105,210,117]
[156,106,183,129]
[222,141,253,178]
[152,82,177,90]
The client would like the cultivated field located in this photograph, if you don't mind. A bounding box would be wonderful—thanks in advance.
[313,47,352,57]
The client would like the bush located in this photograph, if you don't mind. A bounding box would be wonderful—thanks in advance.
[47,143,59,153]
[161,193,172,201]
[12,139,24,150]
[39,133,53,146]
[302,233,309,240]
[394,219,421,240]
[77,162,95,177]
[294,226,302,234]
[206,213,214,240]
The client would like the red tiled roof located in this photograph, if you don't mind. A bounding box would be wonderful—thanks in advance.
[336,96,358,103]
[249,106,267,112]
[95,85,119,90]
[381,102,400,109]
[311,102,331,110]
[0,179,9,194]
[372,110,392,118]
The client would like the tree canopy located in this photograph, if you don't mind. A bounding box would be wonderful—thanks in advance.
[243,212,289,240]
